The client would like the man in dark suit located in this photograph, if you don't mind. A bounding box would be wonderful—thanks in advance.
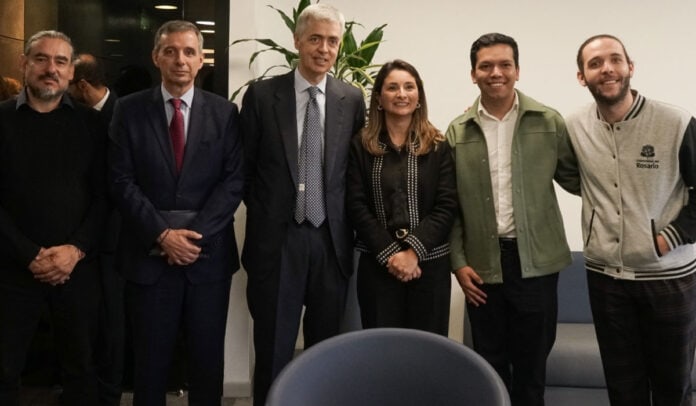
[69,53,117,120]
[70,52,124,406]
[0,30,107,405]
[109,20,243,405]
[240,4,365,405]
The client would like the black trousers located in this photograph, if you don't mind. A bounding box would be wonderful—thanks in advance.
[127,272,231,406]
[247,222,348,406]
[357,253,451,336]
[96,251,126,406]
[467,240,558,406]
[588,270,696,406]
[0,262,100,406]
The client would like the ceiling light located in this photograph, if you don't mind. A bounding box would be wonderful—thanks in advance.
[104,38,121,43]
[204,58,214,64]
[203,48,215,54]
[154,4,178,10]
[201,29,215,34]
[196,20,215,26]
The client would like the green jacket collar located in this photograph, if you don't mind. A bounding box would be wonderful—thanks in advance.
[458,90,547,125]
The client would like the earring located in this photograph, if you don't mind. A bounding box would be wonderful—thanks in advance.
[416,103,421,109]
[377,105,383,110]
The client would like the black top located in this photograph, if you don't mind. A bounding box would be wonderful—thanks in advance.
[0,93,107,268]
[347,132,458,264]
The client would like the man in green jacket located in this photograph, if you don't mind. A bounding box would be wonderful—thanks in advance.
[445,32,578,406]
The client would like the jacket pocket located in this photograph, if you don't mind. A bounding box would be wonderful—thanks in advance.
[584,208,596,247]
[651,219,662,257]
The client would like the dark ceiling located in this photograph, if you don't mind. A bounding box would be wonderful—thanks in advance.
[58,0,227,97]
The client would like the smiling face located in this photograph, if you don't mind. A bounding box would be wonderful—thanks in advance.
[152,29,203,95]
[378,69,419,120]
[294,18,341,84]
[21,37,74,102]
[577,37,633,107]
[471,43,519,109]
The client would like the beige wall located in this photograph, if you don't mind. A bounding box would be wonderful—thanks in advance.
[0,0,24,80]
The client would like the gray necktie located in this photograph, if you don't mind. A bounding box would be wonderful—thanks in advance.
[295,86,325,226]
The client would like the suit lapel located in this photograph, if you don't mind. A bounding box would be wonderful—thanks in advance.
[146,87,177,178]
[274,73,300,186]
[324,76,345,184]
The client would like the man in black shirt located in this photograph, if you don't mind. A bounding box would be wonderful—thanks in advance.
[0,30,107,405]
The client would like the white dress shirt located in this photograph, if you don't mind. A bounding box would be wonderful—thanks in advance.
[478,91,520,238]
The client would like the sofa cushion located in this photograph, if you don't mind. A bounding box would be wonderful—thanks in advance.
[546,323,605,387]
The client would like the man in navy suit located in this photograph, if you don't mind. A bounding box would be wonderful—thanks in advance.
[109,20,243,405]
[240,4,365,405]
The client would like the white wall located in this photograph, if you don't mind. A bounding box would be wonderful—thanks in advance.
[224,0,696,396]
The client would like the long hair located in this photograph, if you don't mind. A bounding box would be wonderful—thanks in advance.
[361,59,444,156]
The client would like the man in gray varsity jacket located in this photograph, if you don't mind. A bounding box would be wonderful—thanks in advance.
[566,34,696,406]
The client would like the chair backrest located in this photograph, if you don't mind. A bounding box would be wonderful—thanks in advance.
[557,251,593,323]
[266,328,511,406]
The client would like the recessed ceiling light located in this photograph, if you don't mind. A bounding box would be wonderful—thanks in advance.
[104,38,121,43]
[196,20,215,26]
[154,4,178,10]
[203,48,215,54]
[204,58,214,64]
[201,29,215,34]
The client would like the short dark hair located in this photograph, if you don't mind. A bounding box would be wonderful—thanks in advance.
[470,33,519,69]
[576,34,632,73]
[153,20,203,53]
[73,54,107,87]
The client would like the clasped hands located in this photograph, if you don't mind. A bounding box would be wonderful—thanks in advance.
[158,228,203,266]
[29,245,84,286]
[387,248,421,283]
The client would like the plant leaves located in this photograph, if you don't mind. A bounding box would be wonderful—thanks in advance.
[228,0,386,102]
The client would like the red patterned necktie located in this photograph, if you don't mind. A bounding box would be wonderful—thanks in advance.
[169,98,185,173]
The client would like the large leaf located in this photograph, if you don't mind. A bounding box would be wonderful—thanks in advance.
[357,24,387,65]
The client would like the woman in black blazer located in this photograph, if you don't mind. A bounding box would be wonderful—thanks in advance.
[347,59,457,335]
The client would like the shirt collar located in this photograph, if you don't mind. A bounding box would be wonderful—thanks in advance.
[294,69,327,95]
[15,87,74,111]
[596,89,644,122]
[161,84,194,108]
[477,90,519,121]
[92,88,110,111]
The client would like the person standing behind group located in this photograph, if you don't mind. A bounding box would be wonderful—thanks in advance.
[566,34,696,406]
[109,20,243,405]
[240,3,365,405]
[346,59,457,336]
[0,30,107,405]
[446,32,578,406]
[70,52,123,406]
[70,53,117,120]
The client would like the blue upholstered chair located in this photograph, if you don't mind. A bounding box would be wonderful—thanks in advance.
[266,327,511,406]
[545,251,610,405]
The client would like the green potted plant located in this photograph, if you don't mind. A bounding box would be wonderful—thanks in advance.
[229,0,386,102]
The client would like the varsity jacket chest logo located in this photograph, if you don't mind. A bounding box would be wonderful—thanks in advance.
[636,144,659,169]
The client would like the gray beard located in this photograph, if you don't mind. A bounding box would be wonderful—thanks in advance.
[27,84,64,101]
